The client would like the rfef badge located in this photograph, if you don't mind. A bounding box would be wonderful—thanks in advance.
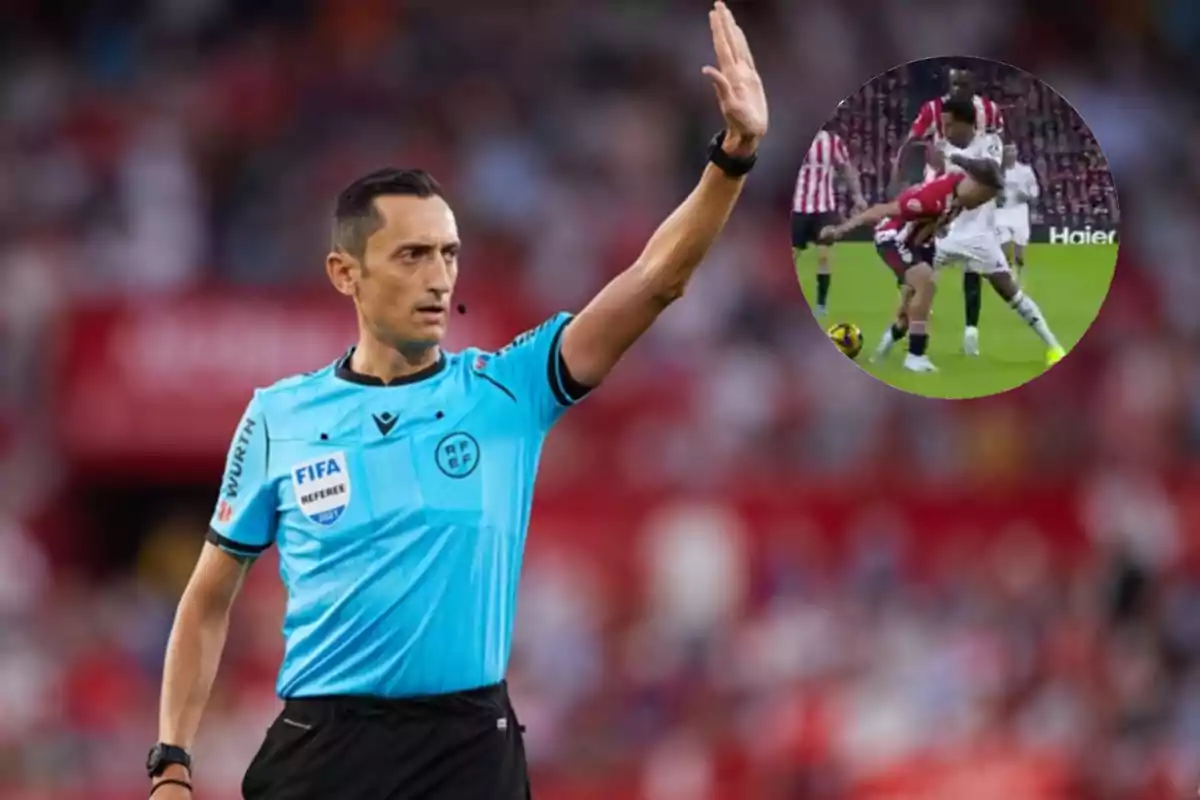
[291,452,352,525]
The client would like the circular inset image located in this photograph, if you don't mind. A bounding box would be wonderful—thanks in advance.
[791,57,1119,399]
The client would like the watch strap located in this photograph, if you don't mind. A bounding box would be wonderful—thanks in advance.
[707,131,757,178]
[147,743,192,777]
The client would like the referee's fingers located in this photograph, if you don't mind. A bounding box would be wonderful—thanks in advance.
[701,66,733,103]
[709,5,736,70]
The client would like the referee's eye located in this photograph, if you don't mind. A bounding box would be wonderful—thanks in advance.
[396,244,459,266]
[397,245,432,264]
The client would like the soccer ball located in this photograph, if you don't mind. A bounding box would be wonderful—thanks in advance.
[827,322,863,360]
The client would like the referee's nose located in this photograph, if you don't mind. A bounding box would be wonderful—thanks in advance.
[419,249,455,297]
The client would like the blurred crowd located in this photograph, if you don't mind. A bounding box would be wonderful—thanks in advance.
[832,58,1120,226]
[1,0,1199,798]
[6,486,1200,799]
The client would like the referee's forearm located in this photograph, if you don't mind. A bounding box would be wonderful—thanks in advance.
[158,586,235,747]
[635,162,747,302]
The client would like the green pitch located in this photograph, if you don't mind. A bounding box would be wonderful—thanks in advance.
[794,243,1117,399]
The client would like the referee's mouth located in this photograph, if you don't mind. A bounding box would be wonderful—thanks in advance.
[414,303,448,322]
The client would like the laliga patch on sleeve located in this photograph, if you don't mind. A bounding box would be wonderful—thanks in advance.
[986,136,1002,160]
[906,198,923,213]
[291,452,352,525]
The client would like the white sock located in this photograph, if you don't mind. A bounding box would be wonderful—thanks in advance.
[1009,291,1061,349]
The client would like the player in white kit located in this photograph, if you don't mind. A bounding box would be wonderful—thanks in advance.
[996,144,1039,281]
[934,99,1065,367]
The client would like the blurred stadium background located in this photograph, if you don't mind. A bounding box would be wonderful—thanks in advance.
[1,1,1198,799]
[831,57,1119,225]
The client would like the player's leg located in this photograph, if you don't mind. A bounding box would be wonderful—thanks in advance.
[791,213,806,286]
[813,213,838,316]
[937,235,981,355]
[1012,218,1030,279]
[793,213,827,315]
[875,282,913,362]
[895,287,912,332]
[815,242,833,317]
[997,224,1017,282]
[962,266,983,356]
[980,245,1066,365]
[903,262,937,373]
[871,242,911,362]
[870,282,912,363]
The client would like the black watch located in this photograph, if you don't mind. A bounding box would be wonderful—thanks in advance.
[707,131,757,178]
[147,743,192,778]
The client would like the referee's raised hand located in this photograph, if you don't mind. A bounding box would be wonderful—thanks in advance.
[702,2,769,156]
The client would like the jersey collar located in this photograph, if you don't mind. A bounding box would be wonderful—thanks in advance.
[335,348,447,387]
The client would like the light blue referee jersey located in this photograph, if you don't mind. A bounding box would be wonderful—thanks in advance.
[207,313,588,699]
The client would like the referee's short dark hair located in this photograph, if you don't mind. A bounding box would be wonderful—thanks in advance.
[942,97,977,126]
[332,168,444,261]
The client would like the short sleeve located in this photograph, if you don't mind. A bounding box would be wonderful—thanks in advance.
[980,134,1003,166]
[206,392,276,558]
[992,105,1006,135]
[833,136,850,166]
[479,312,589,432]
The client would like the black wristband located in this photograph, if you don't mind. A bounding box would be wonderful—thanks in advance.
[150,778,192,797]
[707,131,757,178]
[147,742,192,778]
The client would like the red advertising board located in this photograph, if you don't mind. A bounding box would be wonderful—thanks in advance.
[56,293,357,473]
[48,292,1197,564]
[53,291,518,474]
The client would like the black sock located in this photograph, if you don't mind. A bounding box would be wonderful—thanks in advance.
[816,273,831,306]
[963,272,982,327]
[890,323,908,341]
[909,332,928,356]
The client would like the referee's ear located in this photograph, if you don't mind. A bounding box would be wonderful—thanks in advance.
[326,250,361,297]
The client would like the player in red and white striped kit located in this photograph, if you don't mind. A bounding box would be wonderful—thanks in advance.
[891,66,1006,360]
[792,128,867,317]
[893,67,1006,185]
[820,168,999,373]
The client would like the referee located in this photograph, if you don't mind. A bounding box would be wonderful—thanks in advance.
[147,4,766,798]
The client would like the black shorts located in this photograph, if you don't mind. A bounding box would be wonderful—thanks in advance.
[791,211,838,250]
[875,239,935,284]
[242,682,530,800]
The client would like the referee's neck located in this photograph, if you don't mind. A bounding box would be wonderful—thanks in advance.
[348,335,442,384]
